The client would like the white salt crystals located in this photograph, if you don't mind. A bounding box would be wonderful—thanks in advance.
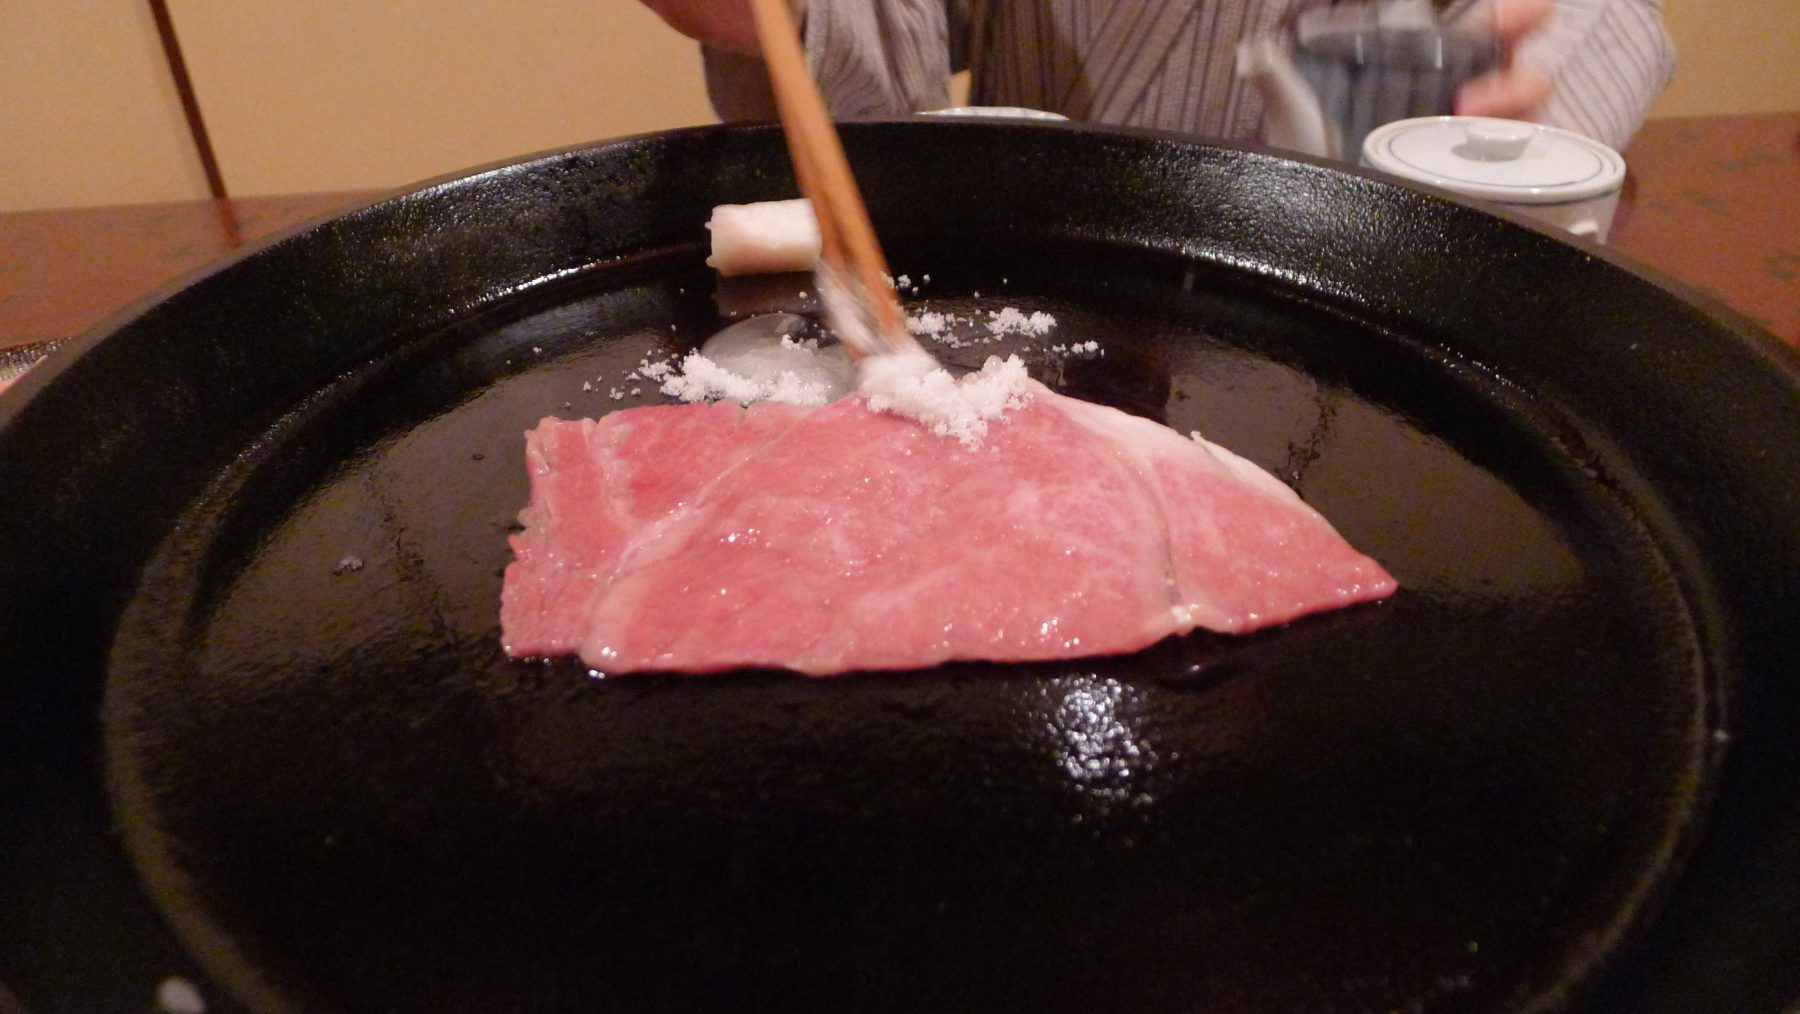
[669,312,857,406]
[659,351,842,407]
[985,307,1056,336]
[655,335,1041,448]
[860,353,1034,449]
[901,305,1058,349]
[906,310,954,337]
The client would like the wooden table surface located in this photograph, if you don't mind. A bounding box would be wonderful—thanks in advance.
[1,112,1795,357]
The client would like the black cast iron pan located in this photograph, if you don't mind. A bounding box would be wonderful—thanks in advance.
[2,121,1798,1013]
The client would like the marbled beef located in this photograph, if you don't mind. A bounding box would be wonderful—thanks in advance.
[501,381,1395,675]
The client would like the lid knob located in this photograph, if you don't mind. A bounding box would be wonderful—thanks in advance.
[1464,120,1535,161]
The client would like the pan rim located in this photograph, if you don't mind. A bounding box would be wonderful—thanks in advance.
[3,120,1797,1013]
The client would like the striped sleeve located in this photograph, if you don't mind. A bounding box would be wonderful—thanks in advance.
[704,0,1672,148]
[1457,0,1676,148]
[699,1,950,122]
[803,0,952,116]
[1523,0,1676,148]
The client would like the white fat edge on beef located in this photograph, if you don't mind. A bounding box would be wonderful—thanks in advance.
[704,199,821,277]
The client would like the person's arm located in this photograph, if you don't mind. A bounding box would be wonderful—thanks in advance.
[640,0,790,120]
[1528,0,1675,149]
[1455,0,1675,148]
[801,0,952,117]
[643,0,951,121]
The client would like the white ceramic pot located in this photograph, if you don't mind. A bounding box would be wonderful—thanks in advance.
[920,106,1069,121]
[1362,116,1626,242]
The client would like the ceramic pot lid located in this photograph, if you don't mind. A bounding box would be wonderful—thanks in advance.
[1362,115,1625,204]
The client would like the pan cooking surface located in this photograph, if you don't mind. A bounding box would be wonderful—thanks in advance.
[102,242,1708,1012]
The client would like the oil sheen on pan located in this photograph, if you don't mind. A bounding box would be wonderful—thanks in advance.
[102,242,1708,1013]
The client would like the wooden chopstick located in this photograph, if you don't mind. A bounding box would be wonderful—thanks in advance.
[746,0,921,359]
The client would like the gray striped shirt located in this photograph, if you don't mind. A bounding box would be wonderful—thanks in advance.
[704,0,1674,149]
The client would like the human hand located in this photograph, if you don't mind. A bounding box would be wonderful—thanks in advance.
[1455,0,1554,119]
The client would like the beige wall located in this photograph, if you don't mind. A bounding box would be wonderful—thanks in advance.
[2,1,1796,211]
[0,2,211,209]
[165,0,717,196]
[1651,0,1800,118]
[1,0,716,211]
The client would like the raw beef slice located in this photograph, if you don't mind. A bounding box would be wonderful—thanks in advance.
[501,382,1395,675]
